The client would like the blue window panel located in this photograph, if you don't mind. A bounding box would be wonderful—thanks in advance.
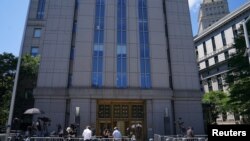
[97,73,102,86]
[117,73,122,87]
[145,59,150,73]
[122,59,127,73]
[118,0,126,5]
[92,57,98,72]
[139,32,149,44]
[37,0,46,19]
[140,45,149,58]
[92,73,98,86]
[95,5,105,18]
[97,57,103,72]
[93,57,103,72]
[117,45,126,54]
[117,31,126,44]
[97,0,105,5]
[139,0,147,7]
[95,18,104,30]
[31,47,39,57]
[117,20,126,31]
[118,8,126,19]
[117,58,122,72]
[145,73,151,88]
[122,73,127,87]
[117,73,127,88]
[94,30,104,43]
[99,31,104,43]
[92,72,102,87]
[141,74,145,88]
[140,59,146,74]
[139,22,148,31]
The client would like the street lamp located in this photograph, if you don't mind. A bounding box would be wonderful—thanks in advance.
[242,16,250,64]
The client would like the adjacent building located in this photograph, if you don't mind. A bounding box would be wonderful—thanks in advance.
[198,0,229,33]
[21,0,204,138]
[194,1,250,123]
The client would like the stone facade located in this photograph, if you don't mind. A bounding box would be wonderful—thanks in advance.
[22,0,204,137]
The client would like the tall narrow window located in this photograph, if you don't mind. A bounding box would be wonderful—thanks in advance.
[207,78,213,91]
[217,75,223,91]
[138,0,151,88]
[30,46,39,57]
[117,0,127,88]
[205,60,209,68]
[92,0,105,87]
[224,51,229,60]
[214,56,218,63]
[37,0,46,19]
[221,30,227,46]
[232,24,238,38]
[211,37,216,51]
[203,42,207,55]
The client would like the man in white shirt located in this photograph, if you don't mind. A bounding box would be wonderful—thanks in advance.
[112,127,122,141]
[82,126,92,141]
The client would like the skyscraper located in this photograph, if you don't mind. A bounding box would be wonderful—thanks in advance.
[198,0,229,33]
[21,0,204,138]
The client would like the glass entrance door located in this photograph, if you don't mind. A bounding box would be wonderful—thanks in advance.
[96,100,145,140]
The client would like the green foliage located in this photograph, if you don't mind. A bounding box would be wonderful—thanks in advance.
[0,53,17,127]
[0,53,39,129]
[14,54,40,124]
[226,22,250,122]
[228,78,250,120]
[202,91,229,124]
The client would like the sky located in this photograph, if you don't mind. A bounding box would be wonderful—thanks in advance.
[0,0,249,56]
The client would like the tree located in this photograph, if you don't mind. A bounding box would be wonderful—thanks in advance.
[0,53,39,131]
[202,91,229,124]
[226,22,250,122]
[13,55,40,125]
[0,53,17,129]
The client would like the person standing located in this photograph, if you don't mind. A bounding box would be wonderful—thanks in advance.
[82,126,92,141]
[186,126,194,138]
[112,127,122,141]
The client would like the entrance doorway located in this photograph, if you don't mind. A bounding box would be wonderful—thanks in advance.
[97,100,145,140]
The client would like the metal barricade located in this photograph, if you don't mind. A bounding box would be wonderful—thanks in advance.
[154,134,208,141]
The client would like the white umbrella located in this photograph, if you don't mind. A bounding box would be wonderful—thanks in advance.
[24,108,44,115]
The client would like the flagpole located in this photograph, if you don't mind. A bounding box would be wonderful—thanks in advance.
[5,0,31,140]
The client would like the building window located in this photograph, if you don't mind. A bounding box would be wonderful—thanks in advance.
[221,30,227,46]
[224,51,229,59]
[214,56,218,63]
[211,37,216,51]
[92,0,105,87]
[138,0,151,88]
[30,47,39,56]
[37,0,46,19]
[203,42,207,55]
[205,60,209,67]
[116,0,127,88]
[207,78,213,91]
[232,24,238,39]
[33,28,41,38]
[217,75,223,91]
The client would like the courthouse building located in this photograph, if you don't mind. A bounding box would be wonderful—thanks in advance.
[194,0,250,123]
[21,0,204,137]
